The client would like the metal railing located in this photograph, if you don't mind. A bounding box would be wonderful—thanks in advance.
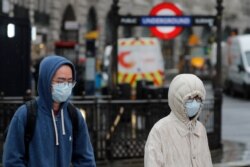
[0,95,222,161]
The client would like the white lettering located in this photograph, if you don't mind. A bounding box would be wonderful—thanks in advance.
[195,18,214,26]
[121,18,137,24]
[141,17,191,26]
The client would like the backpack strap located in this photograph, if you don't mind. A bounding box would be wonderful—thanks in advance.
[67,102,79,139]
[24,99,37,161]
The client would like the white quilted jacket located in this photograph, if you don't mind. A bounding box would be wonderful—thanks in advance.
[144,74,213,167]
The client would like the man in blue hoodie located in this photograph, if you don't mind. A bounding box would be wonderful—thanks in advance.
[3,55,96,167]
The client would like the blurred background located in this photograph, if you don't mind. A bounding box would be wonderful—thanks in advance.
[1,0,250,166]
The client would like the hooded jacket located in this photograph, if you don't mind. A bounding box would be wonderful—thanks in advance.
[144,74,212,167]
[3,55,96,167]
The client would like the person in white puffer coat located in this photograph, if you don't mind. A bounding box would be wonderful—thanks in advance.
[144,74,213,167]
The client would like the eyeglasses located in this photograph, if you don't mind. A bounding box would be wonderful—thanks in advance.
[52,80,76,87]
[185,97,202,104]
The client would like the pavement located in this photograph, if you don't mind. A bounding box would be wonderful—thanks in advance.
[212,140,250,167]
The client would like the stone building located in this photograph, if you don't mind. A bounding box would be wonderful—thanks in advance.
[0,0,249,64]
[0,0,153,62]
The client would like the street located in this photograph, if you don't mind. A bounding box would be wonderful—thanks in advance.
[222,94,250,145]
[213,94,250,166]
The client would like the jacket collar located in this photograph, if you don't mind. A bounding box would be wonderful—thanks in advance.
[170,112,202,137]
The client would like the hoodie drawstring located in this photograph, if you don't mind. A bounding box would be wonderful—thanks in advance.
[51,109,59,146]
[61,109,66,135]
[51,108,67,146]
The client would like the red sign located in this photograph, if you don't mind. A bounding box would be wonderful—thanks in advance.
[149,2,183,40]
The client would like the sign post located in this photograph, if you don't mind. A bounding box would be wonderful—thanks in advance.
[215,0,224,89]
[214,0,224,149]
[111,0,120,93]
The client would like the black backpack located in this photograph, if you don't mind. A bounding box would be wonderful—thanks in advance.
[4,99,79,161]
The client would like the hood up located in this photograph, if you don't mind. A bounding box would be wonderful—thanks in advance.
[37,55,76,112]
[168,74,206,126]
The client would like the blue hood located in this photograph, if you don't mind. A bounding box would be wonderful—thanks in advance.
[37,55,76,112]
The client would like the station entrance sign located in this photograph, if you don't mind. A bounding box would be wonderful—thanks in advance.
[118,3,216,40]
[149,2,183,40]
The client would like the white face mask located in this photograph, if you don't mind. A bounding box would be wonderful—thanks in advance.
[52,83,74,102]
[185,99,202,117]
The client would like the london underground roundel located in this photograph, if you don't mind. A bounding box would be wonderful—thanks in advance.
[149,2,183,40]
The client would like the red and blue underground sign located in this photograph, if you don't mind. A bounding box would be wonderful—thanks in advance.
[119,2,216,40]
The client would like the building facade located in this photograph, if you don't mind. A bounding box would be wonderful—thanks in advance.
[1,0,249,63]
[0,0,153,62]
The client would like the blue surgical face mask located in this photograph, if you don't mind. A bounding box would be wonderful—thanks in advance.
[185,99,202,117]
[52,83,74,102]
